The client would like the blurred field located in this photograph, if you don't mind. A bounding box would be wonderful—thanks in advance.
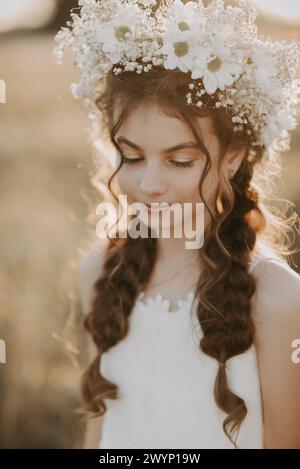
[0,32,97,448]
[0,19,300,448]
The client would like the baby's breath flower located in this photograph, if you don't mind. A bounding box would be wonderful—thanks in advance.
[53,0,300,153]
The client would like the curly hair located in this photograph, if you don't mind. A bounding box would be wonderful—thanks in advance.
[80,64,299,448]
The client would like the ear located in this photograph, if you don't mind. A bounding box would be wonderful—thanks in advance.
[224,146,247,176]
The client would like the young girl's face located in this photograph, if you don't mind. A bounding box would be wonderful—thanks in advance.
[114,103,229,234]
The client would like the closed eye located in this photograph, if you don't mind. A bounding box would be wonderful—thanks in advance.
[172,160,195,168]
[122,156,195,168]
[122,156,142,164]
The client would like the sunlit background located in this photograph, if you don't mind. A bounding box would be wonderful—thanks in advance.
[0,0,57,32]
[0,0,299,448]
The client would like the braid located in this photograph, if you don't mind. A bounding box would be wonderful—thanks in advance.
[197,155,266,447]
[81,234,157,415]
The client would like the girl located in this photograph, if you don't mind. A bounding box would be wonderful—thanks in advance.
[55,0,300,449]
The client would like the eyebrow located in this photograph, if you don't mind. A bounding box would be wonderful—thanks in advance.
[115,136,200,154]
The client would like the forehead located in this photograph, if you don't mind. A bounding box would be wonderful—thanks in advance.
[115,103,219,154]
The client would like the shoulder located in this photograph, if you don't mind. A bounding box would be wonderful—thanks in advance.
[250,249,300,447]
[78,237,109,314]
[251,251,300,330]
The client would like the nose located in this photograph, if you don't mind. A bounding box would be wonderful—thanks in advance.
[139,160,168,197]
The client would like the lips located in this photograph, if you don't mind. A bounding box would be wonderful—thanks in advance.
[143,202,179,212]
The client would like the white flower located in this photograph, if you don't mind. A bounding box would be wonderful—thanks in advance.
[191,42,243,94]
[95,5,140,64]
[159,24,200,73]
[263,108,297,146]
[168,0,205,35]
[272,109,297,133]
[210,20,236,47]
[247,51,280,94]
[244,51,284,101]
[255,98,269,116]
[252,51,278,77]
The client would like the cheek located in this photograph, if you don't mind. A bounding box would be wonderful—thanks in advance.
[176,164,206,202]
[179,168,220,206]
[117,169,135,197]
[178,178,201,202]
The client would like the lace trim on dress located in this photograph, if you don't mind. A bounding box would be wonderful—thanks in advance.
[136,256,262,318]
[136,290,196,318]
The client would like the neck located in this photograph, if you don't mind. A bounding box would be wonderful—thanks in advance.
[156,236,199,265]
[155,207,212,266]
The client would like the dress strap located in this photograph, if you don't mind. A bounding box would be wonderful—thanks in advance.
[248,243,285,274]
[248,254,262,273]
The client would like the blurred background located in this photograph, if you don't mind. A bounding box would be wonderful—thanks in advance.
[0,0,299,449]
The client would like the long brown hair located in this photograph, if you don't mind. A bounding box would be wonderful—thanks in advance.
[80,65,299,448]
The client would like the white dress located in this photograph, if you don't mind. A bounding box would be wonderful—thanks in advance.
[95,247,281,449]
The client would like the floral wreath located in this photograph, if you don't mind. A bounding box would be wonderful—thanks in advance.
[53,0,300,156]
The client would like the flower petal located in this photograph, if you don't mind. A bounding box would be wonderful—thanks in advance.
[203,71,218,94]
